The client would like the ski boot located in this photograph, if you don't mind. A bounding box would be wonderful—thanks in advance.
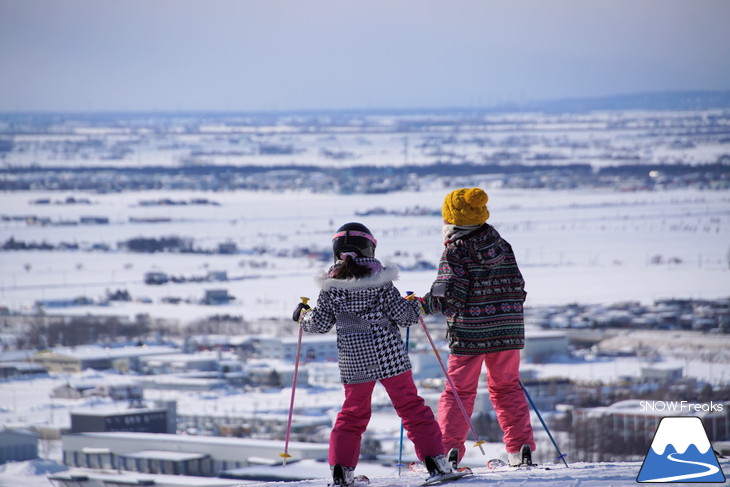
[424,454,452,478]
[446,448,473,475]
[507,444,534,467]
[447,448,459,470]
[331,464,355,486]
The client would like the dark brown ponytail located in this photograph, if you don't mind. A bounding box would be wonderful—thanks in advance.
[330,254,372,279]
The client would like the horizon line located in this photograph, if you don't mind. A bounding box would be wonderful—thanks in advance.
[1,89,730,117]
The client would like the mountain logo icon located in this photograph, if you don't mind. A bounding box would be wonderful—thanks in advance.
[637,416,726,483]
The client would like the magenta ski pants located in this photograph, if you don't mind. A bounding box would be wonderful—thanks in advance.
[438,349,535,461]
[329,370,444,468]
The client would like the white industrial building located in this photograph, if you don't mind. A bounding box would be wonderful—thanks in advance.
[0,428,38,464]
[522,330,569,362]
[61,431,328,477]
[255,333,337,362]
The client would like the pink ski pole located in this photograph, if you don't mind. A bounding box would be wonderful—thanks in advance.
[280,296,309,466]
[418,313,486,455]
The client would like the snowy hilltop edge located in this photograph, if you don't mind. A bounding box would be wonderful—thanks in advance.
[2,459,729,487]
[219,460,729,487]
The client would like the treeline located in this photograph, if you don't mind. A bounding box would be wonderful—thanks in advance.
[123,236,194,253]
[1,236,195,253]
[3,236,198,254]
[18,315,152,349]
[2,160,728,192]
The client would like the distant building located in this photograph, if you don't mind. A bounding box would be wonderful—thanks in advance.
[244,360,305,388]
[203,289,233,305]
[93,382,145,401]
[0,429,38,464]
[52,380,145,401]
[640,364,683,382]
[49,470,235,487]
[206,270,228,282]
[32,345,180,373]
[138,375,228,392]
[178,410,331,440]
[0,362,48,380]
[34,297,93,309]
[217,242,238,254]
[522,331,569,363]
[573,399,730,460]
[519,377,572,411]
[60,432,328,477]
[141,351,240,375]
[248,335,337,362]
[51,382,97,399]
[716,440,730,457]
[79,216,109,225]
[70,402,176,434]
[144,271,169,285]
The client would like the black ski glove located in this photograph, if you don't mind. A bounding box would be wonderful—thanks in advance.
[292,302,310,322]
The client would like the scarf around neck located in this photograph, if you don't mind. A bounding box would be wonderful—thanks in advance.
[442,223,482,244]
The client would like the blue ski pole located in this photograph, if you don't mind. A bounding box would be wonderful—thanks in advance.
[520,379,569,468]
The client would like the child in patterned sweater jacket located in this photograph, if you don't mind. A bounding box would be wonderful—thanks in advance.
[417,188,535,468]
[292,222,451,486]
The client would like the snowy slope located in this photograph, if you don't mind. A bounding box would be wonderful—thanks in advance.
[6,459,727,487]
[231,460,729,487]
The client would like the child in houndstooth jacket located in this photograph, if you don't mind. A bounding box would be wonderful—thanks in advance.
[292,222,451,485]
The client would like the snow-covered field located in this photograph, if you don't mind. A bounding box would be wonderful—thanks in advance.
[6,109,729,170]
[1,186,728,324]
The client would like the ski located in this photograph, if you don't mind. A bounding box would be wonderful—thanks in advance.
[486,458,508,469]
[354,475,371,485]
[409,462,472,474]
[486,458,551,471]
[408,461,472,486]
[420,469,472,486]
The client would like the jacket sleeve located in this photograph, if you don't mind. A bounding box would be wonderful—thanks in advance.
[422,247,469,317]
[299,290,336,334]
[383,283,420,327]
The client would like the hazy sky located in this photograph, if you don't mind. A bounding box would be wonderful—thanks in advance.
[1,0,729,112]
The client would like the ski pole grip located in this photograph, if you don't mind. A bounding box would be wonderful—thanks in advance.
[300,297,310,306]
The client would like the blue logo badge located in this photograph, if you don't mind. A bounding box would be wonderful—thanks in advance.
[637,416,725,483]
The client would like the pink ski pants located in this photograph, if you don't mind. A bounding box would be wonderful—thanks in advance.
[438,349,535,461]
[329,370,444,468]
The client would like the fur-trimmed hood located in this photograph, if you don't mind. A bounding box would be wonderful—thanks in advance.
[316,259,400,290]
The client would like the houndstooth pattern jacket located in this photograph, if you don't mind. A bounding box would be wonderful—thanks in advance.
[299,258,420,384]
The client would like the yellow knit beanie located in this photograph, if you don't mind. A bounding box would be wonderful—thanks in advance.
[442,187,490,225]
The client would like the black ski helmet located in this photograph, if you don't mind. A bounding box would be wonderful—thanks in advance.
[332,222,377,262]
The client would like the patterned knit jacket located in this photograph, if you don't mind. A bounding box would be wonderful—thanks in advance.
[422,224,526,355]
[299,258,421,384]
